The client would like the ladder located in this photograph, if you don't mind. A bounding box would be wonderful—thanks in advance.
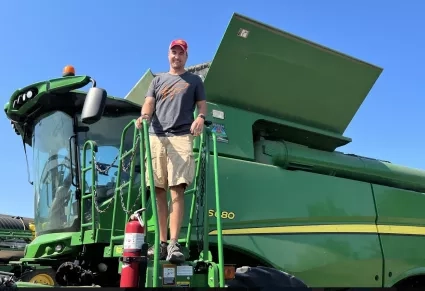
[81,118,225,287]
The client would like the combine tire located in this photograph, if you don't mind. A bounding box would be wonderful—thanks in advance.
[18,268,57,286]
[226,266,308,290]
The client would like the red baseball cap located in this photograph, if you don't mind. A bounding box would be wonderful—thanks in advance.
[169,39,188,52]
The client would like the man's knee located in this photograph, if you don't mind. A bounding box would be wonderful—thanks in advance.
[153,187,167,201]
[170,184,186,195]
[155,186,166,194]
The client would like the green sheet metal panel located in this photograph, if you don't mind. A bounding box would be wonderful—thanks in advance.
[124,68,154,106]
[204,13,383,134]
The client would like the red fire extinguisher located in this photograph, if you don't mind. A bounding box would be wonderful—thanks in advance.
[120,208,146,288]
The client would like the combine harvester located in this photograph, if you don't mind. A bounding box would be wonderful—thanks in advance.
[2,12,425,288]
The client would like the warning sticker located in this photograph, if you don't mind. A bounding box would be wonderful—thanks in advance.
[176,265,193,276]
[162,264,176,286]
[210,123,229,143]
[177,281,190,287]
[212,109,225,120]
[237,28,250,38]
[123,233,144,250]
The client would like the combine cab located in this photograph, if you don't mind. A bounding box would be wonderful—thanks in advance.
[2,12,425,289]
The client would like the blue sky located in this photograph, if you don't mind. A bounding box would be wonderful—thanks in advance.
[0,0,423,217]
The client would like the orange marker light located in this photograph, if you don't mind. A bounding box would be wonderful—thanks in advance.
[62,65,76,77]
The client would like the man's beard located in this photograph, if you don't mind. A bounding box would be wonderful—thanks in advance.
[171,60,184,70]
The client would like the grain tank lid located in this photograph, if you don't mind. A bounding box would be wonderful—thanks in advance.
[124,69,155,106]
[124,63,211,106]
[203,13,383,135]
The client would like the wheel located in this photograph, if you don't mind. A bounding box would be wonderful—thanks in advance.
[226,266,308,290]
[18,268,57,286]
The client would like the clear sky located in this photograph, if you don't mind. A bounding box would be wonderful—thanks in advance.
[0,0,423,217]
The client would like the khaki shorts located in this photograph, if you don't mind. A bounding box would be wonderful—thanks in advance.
[145,134,195,189]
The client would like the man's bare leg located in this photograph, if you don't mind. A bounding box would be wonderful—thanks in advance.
[166,184,185,263]
[169,184,185,241]
[155,187,168,243]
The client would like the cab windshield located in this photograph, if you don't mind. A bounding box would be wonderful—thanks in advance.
[76,113,141,221]
[32,111,78,235]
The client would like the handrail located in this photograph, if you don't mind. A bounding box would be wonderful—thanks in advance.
[105,119,159,287]
[212,133,224,287]
[80,140,98,240]
[185,131,205,249]
[141,119,160,287]
[80,119,159,287]
[109,119,140,247]
[184,121,225,287]
[81,118,222,287]
[110,119,159,287]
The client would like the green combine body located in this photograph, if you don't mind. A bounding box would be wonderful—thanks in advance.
[3,12,425,288]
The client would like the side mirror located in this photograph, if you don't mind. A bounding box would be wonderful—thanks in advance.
[81,86,107,124]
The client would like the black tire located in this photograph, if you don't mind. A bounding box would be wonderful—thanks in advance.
[226,266,308,290]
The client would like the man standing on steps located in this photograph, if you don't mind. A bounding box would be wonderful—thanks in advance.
[135,39,207,263]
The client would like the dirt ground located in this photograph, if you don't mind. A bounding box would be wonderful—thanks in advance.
[0,250,24,263]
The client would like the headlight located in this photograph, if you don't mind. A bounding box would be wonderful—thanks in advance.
[55,244,63,252]
[25,90,34,100]
[12,88,38,108]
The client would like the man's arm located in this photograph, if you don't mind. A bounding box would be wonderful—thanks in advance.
[196,100,207,116]
[141,96,155,118]
[141,79,157,118]
[195,77,207,117]
[190,78,207,135]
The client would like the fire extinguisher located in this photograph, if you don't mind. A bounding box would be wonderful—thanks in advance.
[120,208,147,288]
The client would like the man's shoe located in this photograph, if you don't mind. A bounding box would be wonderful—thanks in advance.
[166,241,185,264]
[147,242,168,260]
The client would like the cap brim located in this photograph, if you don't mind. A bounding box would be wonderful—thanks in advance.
[170,44,187,52]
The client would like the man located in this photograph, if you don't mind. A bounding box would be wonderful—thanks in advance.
[135,39,207,263]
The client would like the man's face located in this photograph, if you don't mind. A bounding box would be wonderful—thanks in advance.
[168,45,187,70]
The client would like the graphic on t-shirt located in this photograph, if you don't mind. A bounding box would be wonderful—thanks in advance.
[160,81,189,100]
